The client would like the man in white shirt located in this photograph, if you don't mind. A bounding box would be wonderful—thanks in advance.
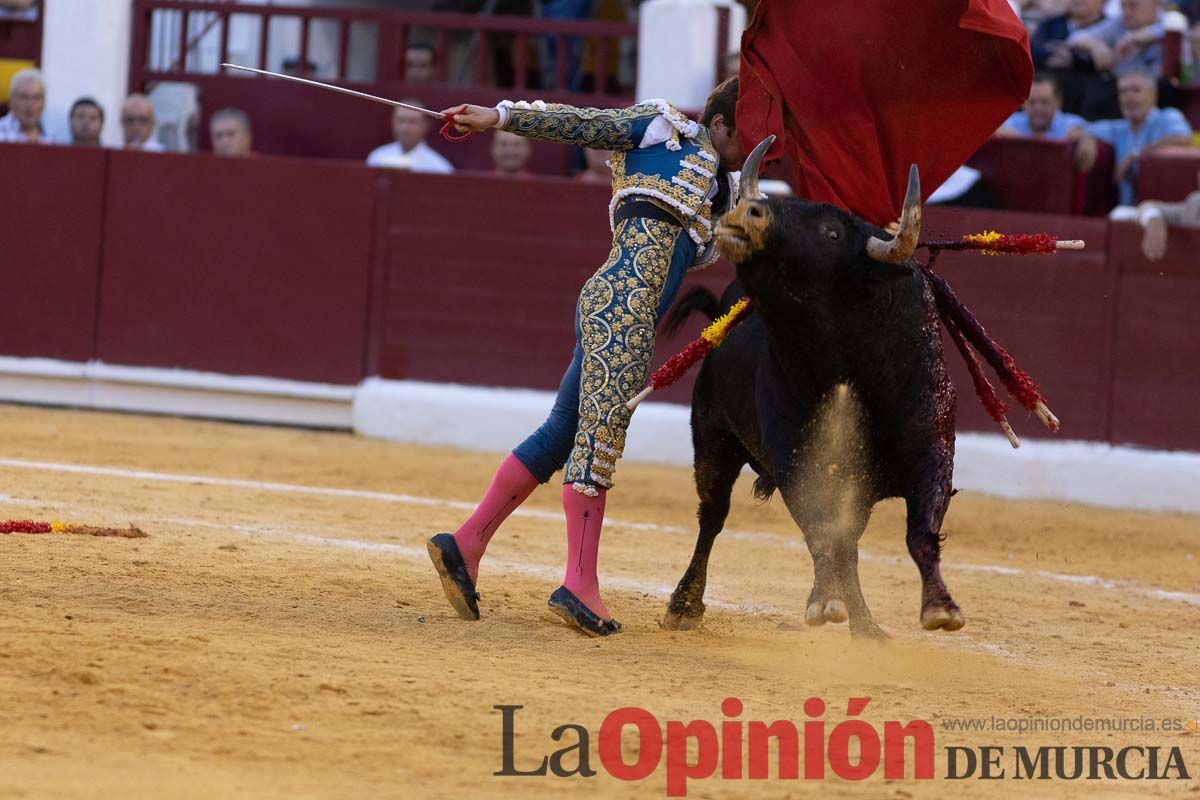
[0,68,55,143]
[366,101,454,174]
[121,94,165,152]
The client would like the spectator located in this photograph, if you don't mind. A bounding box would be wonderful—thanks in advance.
[996,73,1099,170]
[1132,169,1200,260]
[68,97,104,147]
[0,68,54,143]
[366,102,454,174]
[997,73,1089,137]
[1031,0,1122,71]
[1112,0,1166,76]
[121,94,165,152]
[1030,0,1125,117]
[1084,69,1193,204]
[491,129,532,176]
[405,43,437,83]
[575,146,612,183]
[209,108,253,157]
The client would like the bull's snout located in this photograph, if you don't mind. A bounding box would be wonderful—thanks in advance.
[716,200,772,263]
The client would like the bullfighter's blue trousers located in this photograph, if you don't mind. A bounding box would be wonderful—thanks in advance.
[512,215,696,491]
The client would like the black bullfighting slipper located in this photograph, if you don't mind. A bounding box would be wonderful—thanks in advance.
[426,533,480,621]
[547,586,622,637]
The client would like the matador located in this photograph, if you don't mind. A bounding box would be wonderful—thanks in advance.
[427,78,747,636]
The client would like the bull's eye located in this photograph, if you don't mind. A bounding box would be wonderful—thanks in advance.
[826,229,839,241]
[748,205,765,218]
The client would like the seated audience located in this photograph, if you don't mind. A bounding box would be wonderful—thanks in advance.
[1031,0,1125,117]
[1110,168,1200,259]
[68,97,104,147]
[1112,0,1166,76]
[0,68,54,143]
[997,73,1089,136]
[491,130,532,177]
[210,108,253,157]
[575,147,613,183]
[405,44,437,83]
[367,102,454,174]
[1031,0,1122,71]
[1084,69,1193,204]
[996,73,1099,170]
[121,94,165,152]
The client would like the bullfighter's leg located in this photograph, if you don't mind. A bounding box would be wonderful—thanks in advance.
[662,422,747,631]
[905,457,965,631]
[427,343,583,620]
[551,216,694,634]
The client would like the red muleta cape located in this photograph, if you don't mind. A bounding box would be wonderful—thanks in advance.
[737,0,1033,226]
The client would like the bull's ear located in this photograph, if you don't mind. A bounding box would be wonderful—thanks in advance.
[866,164,921,264]
[738,135,775,200]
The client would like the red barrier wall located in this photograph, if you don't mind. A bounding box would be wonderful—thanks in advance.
[96,150,376,384]
[0,144,107,362]
[966,137,1117,216]
[372,171,736,404]
[924,208,1114,443]
[1137,148,1200,203]
[0,142,1194,451]
[1108,222,1200,451]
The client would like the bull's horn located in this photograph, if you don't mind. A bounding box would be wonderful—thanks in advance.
[866,164,922,264]
[738,135,775,199]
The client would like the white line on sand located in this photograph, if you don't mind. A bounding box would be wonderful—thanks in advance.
[2,457,1198,609]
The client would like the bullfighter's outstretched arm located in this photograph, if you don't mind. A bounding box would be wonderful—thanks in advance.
[443,100,698,151]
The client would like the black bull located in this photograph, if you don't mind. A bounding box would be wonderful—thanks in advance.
[661,140,962,639]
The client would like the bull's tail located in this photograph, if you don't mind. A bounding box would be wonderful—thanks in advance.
[660,286,720,339]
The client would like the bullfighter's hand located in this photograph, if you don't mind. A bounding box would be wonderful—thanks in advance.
[885,219,901,236]
[442,104,501,133]
[1141,215,1168,262]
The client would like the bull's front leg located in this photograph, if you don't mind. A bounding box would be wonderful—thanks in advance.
[663,426,747,631]
[905,462,965,631]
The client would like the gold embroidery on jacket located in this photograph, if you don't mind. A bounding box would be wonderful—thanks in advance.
[564,217,681,488]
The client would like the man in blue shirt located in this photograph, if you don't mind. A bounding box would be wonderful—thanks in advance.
[999,74,1089,138]
[996,73,1097,171]
[1085,69,1194,205]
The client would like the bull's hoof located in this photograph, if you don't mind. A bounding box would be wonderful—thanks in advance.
[850,619,890,641]
[661,607,705,631]
[805,599,849,626]
[921,605,966,631]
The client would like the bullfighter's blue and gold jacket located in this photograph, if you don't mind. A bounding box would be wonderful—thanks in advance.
[496,98,741,268]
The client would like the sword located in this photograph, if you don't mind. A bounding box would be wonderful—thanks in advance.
[218,63,473,139]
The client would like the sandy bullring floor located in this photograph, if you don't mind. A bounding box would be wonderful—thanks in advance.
[0,404,1197,798]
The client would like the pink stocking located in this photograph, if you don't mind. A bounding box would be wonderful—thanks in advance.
[453,454,539,583]
[561,484,611,620]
